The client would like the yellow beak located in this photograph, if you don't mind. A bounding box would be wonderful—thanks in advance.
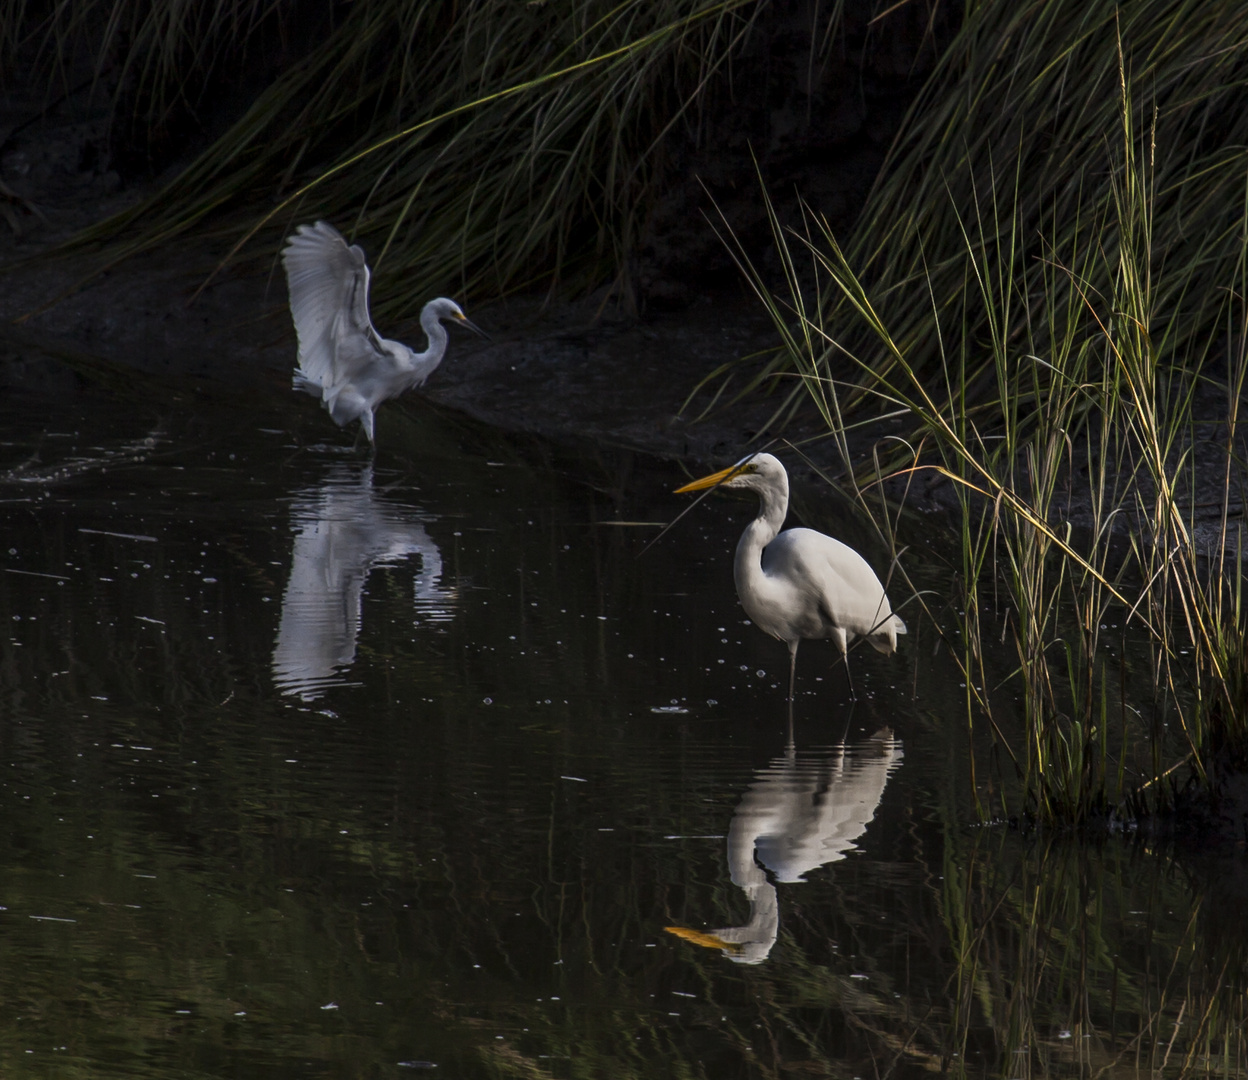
[673,463,744,494]
[664,925,743,953]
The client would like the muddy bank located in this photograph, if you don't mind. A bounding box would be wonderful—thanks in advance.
[0,236,812,468]
[0,128,862,479]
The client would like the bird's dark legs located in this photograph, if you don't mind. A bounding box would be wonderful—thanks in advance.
[787,640,799,703]
[837,702,855,745]
[840,648,856,701]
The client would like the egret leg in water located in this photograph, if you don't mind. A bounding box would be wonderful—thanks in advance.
[675,453,906,701]
[281,221,486,446]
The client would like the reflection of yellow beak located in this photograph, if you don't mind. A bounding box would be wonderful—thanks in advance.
[664,925,743,954]
[673,463,744,494]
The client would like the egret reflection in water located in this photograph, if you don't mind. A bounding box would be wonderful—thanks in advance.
[272,463,455,699]
[669,728,902,964]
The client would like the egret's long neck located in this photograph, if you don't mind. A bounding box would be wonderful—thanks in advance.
[416,306,450,374]
[733,477,787,593]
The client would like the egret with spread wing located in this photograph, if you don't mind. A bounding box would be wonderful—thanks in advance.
[676,453,905,700]
[281,221,485,445]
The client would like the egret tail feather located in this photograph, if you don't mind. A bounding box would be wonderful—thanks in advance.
[293,371,323,397]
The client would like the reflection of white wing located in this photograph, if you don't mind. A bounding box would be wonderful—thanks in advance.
[740,734,903,884]
[712,732,902,965]
[272,464,456,700]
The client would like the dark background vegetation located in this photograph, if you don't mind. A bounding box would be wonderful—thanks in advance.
[0,0,955,310]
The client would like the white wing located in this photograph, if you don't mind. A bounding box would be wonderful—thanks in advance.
[766,528,904,641]
[281,221,382,390]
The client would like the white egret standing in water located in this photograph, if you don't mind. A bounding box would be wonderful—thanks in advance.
[281,221,486,444]
[675,453,906,699]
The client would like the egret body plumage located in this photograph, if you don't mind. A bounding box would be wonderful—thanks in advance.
[676,453,905,699]
[281,221,484,444]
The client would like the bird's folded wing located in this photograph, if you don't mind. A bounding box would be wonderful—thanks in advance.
[282,221,379,389]
[781,530,896,635]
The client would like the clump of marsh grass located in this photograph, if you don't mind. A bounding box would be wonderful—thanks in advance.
[2,0,770,310]
[725,0,1248,431]
[727,48,1248,827]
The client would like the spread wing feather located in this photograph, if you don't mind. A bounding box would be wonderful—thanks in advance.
[281,221,381,390]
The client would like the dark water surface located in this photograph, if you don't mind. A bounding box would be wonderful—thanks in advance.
[0,383,1243,1078]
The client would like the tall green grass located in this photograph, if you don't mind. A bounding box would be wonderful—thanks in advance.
[3,0,768,309]
[727,39,1248,825]
[727,0,1248,428]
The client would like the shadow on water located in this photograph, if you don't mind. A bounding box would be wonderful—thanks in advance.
[0,377,1246,1077]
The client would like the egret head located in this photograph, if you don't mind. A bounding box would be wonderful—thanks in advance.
[674,452,785,495]
[424,297,489,339]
